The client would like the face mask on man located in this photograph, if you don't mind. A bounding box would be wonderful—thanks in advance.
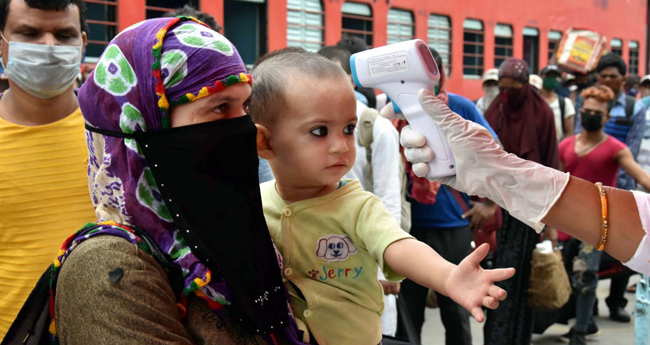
[542,77,560,91]
[1,31,82,99]
[580,111,605,132]
[483,85,500,106]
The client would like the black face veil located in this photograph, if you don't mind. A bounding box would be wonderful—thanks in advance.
[86,115,290,334]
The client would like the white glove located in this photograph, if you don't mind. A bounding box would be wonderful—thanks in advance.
[381,90,570,233]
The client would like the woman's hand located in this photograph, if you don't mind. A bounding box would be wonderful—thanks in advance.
[444,243,515,322]
[381,89,570,233]
[541,226,558,248]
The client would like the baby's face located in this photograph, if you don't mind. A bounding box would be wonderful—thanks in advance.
[268,76,358,188]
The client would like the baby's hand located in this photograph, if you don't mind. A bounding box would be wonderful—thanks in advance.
[444,243,515,322]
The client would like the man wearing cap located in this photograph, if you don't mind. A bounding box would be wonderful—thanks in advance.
[476,68,499,114]
[639,75,650,109]
[529,74,543,92]
[541,64,576,141]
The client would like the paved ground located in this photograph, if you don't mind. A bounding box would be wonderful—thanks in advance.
[419,276,640,345]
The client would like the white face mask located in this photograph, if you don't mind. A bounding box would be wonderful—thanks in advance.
[1,31,82,99]
[483,85,500,107]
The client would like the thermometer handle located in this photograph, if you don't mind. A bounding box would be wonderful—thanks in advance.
[394,93,456,178]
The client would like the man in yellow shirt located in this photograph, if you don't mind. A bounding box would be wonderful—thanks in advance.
[0,0,94,337]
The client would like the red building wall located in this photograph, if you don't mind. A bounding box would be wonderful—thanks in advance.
[114,0,647,100]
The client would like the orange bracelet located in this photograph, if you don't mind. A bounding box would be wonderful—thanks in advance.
[595,182,609,251]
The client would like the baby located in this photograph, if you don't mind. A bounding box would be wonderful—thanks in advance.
[250,48,515,345]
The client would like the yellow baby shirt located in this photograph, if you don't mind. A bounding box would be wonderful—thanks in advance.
[260,179,413,345]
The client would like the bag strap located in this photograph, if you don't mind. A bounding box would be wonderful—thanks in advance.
[1,269,51,345]
[558,95,566,135]
[128,225,185,299]
[448,187,470,213]
[625,96,636,119]
[358,106,379,192]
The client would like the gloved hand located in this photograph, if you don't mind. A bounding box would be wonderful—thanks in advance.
[380,90,570,233]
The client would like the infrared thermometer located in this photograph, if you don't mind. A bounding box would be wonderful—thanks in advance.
[350,39,456,178]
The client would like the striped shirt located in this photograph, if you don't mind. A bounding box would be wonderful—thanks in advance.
[0,108,95,337]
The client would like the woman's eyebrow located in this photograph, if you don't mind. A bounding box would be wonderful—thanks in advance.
[204,94,239,106]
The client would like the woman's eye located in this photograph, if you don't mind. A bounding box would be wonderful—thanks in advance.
[213,103,228,114]
[242,101,250,114]
[344,124,356,135]
[310,126,328,137]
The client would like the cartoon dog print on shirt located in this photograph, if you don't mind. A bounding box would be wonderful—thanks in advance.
[316,235,358,262]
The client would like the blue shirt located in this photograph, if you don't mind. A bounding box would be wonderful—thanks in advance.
[641,96,650,139]
[258,157,275,184]
[411,93,498,229]
[578,92,646,190]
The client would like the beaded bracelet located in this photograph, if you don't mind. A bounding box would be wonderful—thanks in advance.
[595,182,609,251]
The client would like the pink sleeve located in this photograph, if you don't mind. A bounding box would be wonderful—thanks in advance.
[558,139,569,165]
[624,191,650,275]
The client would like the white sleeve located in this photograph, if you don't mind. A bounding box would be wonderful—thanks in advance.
[624,191,650,275]
[565,97,576,118]
[370,118,402,224]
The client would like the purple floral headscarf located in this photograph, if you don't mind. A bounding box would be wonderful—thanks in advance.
[76,17,304,344]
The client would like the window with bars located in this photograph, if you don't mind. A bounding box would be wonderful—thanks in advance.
[548,30,562,63]
[630,41,639,75]
[611,38,623,57]
[287,0,324,52]
[523,27,539,74]
[494,24,513,69]
[386,8,414,45]
[146,0,199,19]
[428,14,451,76]
[463,19,484,77]
[84,0,118,61]
[341,2,373,47]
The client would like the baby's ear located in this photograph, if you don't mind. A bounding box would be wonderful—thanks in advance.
[256,124,275,159]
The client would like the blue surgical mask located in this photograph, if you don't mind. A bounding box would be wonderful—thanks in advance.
[1,31,82,99]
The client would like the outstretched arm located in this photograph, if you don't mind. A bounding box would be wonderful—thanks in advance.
[618,147,650,192]
[380,89,647,269]
[541,176,643,262]
[384,239,514,322]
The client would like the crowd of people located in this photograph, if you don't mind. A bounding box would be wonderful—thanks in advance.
[1,1,650,345]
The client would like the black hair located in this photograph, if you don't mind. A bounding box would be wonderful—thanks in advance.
[596,52,627,76]
[625,74,640,89]
[317,46,351,74]
[428,47,444,70]
[336,34,368,55]
[162,5,221,32]
[0,0,88,34]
